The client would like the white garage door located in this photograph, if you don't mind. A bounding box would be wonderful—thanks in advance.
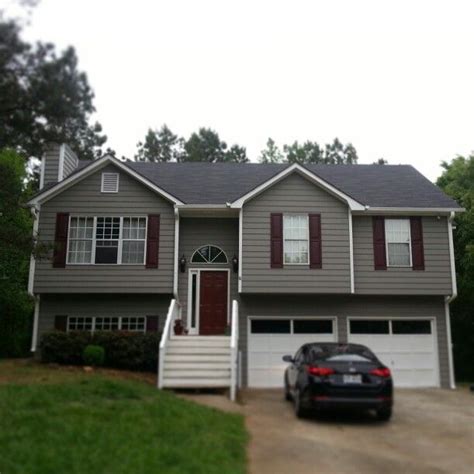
[248,318,336,388]
[348,319,439,387]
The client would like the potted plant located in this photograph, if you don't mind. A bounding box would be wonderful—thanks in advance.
[173,319,186,335]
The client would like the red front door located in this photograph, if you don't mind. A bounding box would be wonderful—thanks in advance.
[199,271,228,335]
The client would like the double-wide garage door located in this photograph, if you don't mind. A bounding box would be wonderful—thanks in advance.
[248,318,336,387]
[248,317,439,388]
[348,318,439,387]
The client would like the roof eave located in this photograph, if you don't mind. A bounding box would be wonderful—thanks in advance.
[352,207,465,216]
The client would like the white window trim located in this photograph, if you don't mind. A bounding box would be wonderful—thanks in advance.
[101,172,120,193]
[283,213,310,266]
[66,215,148,266]
[385,218,412,268]
[190,244,228,265]
[67,315,146,333]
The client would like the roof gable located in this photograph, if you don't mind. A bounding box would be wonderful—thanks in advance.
[28,155,184,206]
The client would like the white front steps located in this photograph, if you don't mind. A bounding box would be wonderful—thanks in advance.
[161,335,232,389]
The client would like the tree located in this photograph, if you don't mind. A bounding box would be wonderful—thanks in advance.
[224,144,249,163]
[259,138,284,163]
[374,158,388,165]
[0,149,34,357]
[135,125,181,162]
[0,17,107,161]
[437,156,474,381]
[323,138,358,164]
[284,141,323,164]
[183,128,227,162]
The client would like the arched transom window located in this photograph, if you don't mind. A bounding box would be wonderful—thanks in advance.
[191,245,228,264]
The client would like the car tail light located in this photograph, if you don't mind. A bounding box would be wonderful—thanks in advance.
[307,366,335,377]
[370,367,391,378]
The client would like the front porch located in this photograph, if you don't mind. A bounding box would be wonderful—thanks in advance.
[158,299,239,400]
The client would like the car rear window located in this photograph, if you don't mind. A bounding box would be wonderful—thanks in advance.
[308,344,377,363]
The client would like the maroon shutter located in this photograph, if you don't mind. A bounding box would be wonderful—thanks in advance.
[373,216,387,270]
[410,217,425,270]
[146,316,159,333]
[53,213,69,268]
[54,315,68,331]
[309,214,322,269]
[270,213,283,268]
[146,215,160,268]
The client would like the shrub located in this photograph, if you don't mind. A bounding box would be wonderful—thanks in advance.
[83,345,105,366]
[39,331,161,372]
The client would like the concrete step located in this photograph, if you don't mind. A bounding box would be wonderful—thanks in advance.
[172,336,230,342]
[162,377,231,388]
[164,354,231,363]
[166,346,231,356]
[164,369,231,378]
[164,362,231,371]
[168,339,230,348]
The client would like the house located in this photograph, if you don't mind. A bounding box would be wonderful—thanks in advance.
[27,143,462,397]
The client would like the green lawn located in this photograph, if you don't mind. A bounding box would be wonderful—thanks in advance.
[0,360,247,474]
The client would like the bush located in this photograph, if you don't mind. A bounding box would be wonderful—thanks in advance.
[40,331,161,372]
[83,345,105,366]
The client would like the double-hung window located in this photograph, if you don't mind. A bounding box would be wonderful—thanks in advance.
[385,218,411,267]
[283,214,309,264]
[68,217,94,263]
[67,216,147,265]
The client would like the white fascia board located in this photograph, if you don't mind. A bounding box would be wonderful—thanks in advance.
[27,155,184,206]
[354,207,464,215]
[230,163,365,211]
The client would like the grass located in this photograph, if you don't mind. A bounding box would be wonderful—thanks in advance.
[0,359,247,474]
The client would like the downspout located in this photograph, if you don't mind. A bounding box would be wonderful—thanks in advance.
[173,206,180,301]
[28,205,40,352]
[445,211,457,389]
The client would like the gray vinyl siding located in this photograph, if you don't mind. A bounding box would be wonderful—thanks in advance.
[353,216,453,295]
[177,218,239,327]
[34,163,175,293]
[42,143,60,187]
[241,172,351,293]
[37,294,171,342]
[238,294,450,388]
[62,144,78,178]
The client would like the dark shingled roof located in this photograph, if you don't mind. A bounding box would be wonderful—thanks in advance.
[74,161,459,208]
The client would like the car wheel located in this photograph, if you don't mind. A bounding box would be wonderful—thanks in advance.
[376,407,392,421]
[284,374,292,401]
[294,388,309,419]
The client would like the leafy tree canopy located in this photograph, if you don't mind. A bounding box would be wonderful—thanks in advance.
[437,155,474,381]
[0,16,107,161]
[259,137,358,164]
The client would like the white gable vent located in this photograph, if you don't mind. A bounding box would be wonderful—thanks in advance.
[101,173,119,193]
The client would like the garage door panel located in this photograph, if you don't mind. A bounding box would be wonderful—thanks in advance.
[248,318,336,388]
[348,319,438,388]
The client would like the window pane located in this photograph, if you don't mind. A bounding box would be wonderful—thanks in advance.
[191,252,207,263]
[122,241,145,264]
[293,320,333,334]
[386,219,410,243]
[350,320,389,334]
[121,317,145,332]
[68,240,92,264]
[191,245,227,263]
[388,243,410,266]
[251,319,291,334]
[392,320,431,334]
[95,241,118,264]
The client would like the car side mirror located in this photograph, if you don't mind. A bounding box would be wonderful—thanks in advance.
[282,355,294,363]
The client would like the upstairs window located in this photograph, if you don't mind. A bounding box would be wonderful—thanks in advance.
[385,219,411,267]
[283,214,309,264]
[101,172,119,193]
[67,216,147,265]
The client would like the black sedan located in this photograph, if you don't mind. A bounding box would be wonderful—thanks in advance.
[283,343,393,421]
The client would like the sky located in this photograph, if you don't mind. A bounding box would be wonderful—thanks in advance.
[14,0,474,180]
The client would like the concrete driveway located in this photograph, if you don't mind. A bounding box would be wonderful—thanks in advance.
[242,388,474,474]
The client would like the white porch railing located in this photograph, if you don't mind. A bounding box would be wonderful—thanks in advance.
[230,299,239,401]
[158,299,179,389]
